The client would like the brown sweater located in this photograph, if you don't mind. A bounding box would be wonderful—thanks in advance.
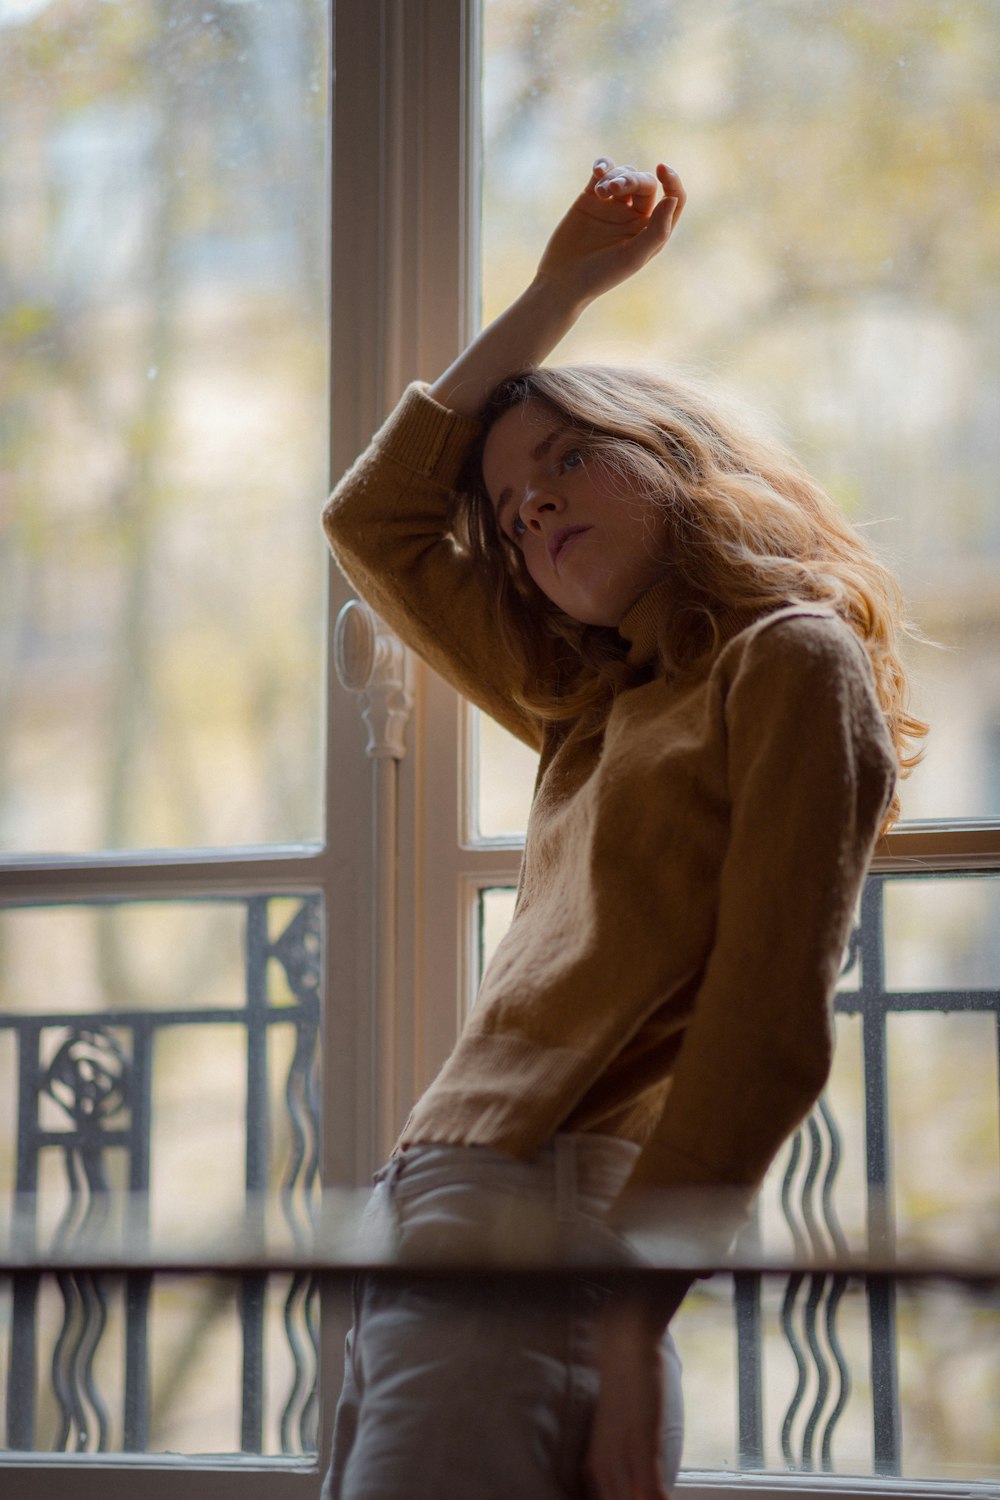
[323,382,897,1214]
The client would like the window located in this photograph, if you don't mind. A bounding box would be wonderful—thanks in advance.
[1,0,341,1491]
[2,1,998,1495]
[411,1,1000,1491]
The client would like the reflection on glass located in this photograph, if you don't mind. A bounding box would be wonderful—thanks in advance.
[482,0,1000,822]
[0,1,329,852]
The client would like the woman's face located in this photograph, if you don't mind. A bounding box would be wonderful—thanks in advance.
[481,398,670,627]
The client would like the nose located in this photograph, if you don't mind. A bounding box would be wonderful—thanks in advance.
[518,488,564,532]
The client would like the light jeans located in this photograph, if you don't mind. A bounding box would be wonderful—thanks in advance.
[321,1134,684,1500]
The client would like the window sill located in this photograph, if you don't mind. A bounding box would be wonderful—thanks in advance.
[677,1471,998,1500]
[0,1453,320,1500]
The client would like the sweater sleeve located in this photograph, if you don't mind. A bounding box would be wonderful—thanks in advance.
[323,382,544,750]
[616,613,897,1249]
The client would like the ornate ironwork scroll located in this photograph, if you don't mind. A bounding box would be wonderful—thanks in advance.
[2,893,323,1457]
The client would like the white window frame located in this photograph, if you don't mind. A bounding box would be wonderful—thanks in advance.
[1,2,997,1496]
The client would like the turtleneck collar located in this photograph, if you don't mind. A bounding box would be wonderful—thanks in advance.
[617,579,807,670]
[617,578,675,667]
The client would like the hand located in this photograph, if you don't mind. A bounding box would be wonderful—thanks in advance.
[427,158,685,416]
[534,159,686,309]
[585,1299,672,1500]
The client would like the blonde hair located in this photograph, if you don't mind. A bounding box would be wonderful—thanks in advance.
[452,364,927,831]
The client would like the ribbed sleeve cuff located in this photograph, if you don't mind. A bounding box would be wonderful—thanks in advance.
[375,382,483,488]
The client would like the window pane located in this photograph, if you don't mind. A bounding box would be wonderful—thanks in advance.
[884,875,1000,991]
[481,0,1000,822]
[477,885,517,988]
[475,713,537,839]
[0,0,329,853]
[476,872,999,1481]
[0,894,322,1455]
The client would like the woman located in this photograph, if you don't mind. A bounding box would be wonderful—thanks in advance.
[320,159,923,1500]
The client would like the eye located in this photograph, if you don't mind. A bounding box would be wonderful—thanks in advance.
[510,514,527,540]
[560,447,584,472]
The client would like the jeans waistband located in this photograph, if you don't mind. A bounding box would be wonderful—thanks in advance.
[379,1133,640,1223]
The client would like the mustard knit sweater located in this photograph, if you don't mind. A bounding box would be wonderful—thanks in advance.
[323,383,897,1213]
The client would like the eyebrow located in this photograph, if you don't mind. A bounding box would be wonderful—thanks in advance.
[494,427,565,535]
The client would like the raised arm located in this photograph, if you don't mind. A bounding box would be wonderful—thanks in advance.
[323,159,685,743]
[429,160,686,415]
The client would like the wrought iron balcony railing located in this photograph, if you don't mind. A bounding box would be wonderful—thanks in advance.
[1,874,997,1481]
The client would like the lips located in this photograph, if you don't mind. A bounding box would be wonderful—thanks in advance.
[548,525,591,567]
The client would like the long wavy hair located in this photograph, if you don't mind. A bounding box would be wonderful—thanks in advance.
[451,364,927,830]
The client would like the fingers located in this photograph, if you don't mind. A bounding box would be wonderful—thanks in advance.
[593,162,658,210]
[587,157,686,231]
[635,163,685,252]
[656,162,687,222]
[586,156,615,192]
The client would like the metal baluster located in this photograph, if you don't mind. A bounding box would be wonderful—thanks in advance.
[818,1097,851,1470]
[276,897,322,1454]
[77,1147,111,1451]
[46,1029,123,1452]
[779,1130,808,1466]
[9,1021,42,1451]
[241,897,271,1454]
[124,1016,153,1453]
[279,1016,319,1452]
[859,877,901,1474]
[734,1266,765,1467]
[51,1147,88,1450]
[799,1116,830,1470]
[734,1195,764,1468]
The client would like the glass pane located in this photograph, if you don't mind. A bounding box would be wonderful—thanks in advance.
[895,1288,1000,1481]
[477,885,517,988]
[888,1011,999,1256]
[474,872,1000,1481]
[481,0,1000,822]
[668,1279,737,1470]
[884,875,1000,991]
[475,713,537,838]
[0,0,329,852]
[0,894,322,1455]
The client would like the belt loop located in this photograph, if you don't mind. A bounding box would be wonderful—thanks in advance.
[554,1134,577,1221]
